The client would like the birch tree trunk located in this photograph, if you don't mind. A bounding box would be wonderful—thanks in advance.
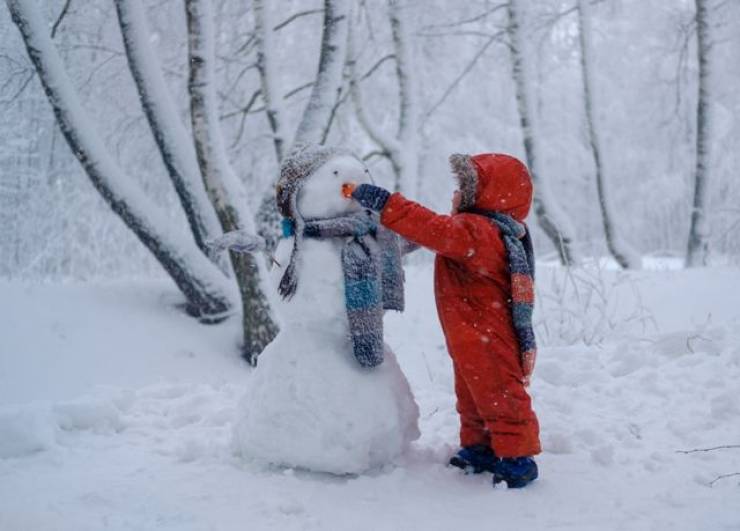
[256,0,350,249]
[686,0,712,267]
[6,0,234,319]
[186,0,278,363]
[291,0,349,149]
[507,0,578,266]
[577,0,639,269]
[349,0,420,195]
[253,0,285,163]
[114,0,222,259]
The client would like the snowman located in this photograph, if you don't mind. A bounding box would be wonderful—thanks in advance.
[222,145,419,475]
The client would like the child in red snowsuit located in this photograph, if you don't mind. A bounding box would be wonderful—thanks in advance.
[352,153,541,488]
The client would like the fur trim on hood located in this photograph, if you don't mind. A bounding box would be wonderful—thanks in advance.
[449,152,533,221]
[449,153,479,212]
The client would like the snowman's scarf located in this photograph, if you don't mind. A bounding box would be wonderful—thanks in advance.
[279,210,404,368]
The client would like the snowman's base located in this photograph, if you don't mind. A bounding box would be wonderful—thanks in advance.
[232,326,420,475]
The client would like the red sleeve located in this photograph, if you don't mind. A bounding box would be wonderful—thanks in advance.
[380,193,506,270]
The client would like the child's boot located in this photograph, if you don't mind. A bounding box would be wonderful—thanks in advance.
[448,445,499,474]
[492,456,538,488]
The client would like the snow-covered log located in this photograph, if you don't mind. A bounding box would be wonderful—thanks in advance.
[186,0,278,362]
[507,0,578,266]
[113,0,222,259]
[5,0,234,319]
[577,0,640,269]
[686,0,712,267]
[291,0,349,149]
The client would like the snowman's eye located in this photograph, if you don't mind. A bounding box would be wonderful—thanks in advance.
[333,170,339,176]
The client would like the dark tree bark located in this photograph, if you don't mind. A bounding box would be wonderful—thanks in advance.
[114,0,222,260]
[686,0,711,267]
[186,0,278,364]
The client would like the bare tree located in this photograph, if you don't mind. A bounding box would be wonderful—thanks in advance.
[507,0,578,266]
[686,0,712,267]
[349,0,420,195]
[186,0,278,363]
[577,0,639,269]
[254,0,350,248]
[253,0,285,163]
[114,0,222,259]
[291,0,350,149]
[6,0,234,319]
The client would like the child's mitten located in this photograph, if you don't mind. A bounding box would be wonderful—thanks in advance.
[351,184,391,212]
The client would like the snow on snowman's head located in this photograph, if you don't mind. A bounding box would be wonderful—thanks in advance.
[277,145,373,221]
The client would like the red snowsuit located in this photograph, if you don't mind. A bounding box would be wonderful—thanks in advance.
[379,154,541,458]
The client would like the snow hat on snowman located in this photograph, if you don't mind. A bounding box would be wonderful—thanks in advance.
[275,144,405,368]
[276,144,356,221]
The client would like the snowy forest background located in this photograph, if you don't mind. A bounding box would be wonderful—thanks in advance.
[1,0,739,285]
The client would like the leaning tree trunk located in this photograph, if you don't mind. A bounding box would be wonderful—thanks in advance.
[507,0,578,266]
[255,0,350,249]
[6,0,233,319]
[349,0,420,196]
[291,0,350,149]
[686,0,712,267]
[388,0,420,196]
[253,0,285,163]
[577,0,639,269]
[186,0,278,364]
[114,0,222,260]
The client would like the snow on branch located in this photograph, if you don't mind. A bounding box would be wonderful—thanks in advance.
[114,0,222,258]
[291,0,349,150]
[186,0,278,360]
[6,0,234,318]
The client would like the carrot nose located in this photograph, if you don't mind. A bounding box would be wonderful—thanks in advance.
[341,182,356,198]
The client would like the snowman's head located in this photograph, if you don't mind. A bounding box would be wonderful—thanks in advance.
[277,145,373,222]
[297,155,373,219]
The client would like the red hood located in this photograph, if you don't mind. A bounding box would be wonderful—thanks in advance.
[450,153,533,222]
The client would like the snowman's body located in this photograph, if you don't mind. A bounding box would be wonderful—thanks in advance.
[233,155,419,475]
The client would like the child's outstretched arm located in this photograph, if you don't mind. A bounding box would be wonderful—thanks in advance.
[352,185,504,266]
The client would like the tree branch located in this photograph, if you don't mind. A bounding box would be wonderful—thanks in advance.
[422,31,505,124]
[51,0,73,38]
[676,445,740,454]
[273,8,325,32]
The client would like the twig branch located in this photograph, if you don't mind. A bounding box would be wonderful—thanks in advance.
[676,445,740,454]
[283,80,315,100]
[362,149,389,161]
[273,8,324,32]
[360,53,395,81]
[421,4,506,30]
[709,472,740,487]
[51,0,73,38]
[220,88,262,120]
[422,30,505,124]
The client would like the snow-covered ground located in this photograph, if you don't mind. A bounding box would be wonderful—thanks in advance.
[1,262,739,530]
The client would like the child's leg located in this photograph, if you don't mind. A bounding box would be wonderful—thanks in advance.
[453,362,489,448]
[455,346,541,458]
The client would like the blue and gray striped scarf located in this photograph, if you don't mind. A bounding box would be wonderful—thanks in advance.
[280,210,405,368]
